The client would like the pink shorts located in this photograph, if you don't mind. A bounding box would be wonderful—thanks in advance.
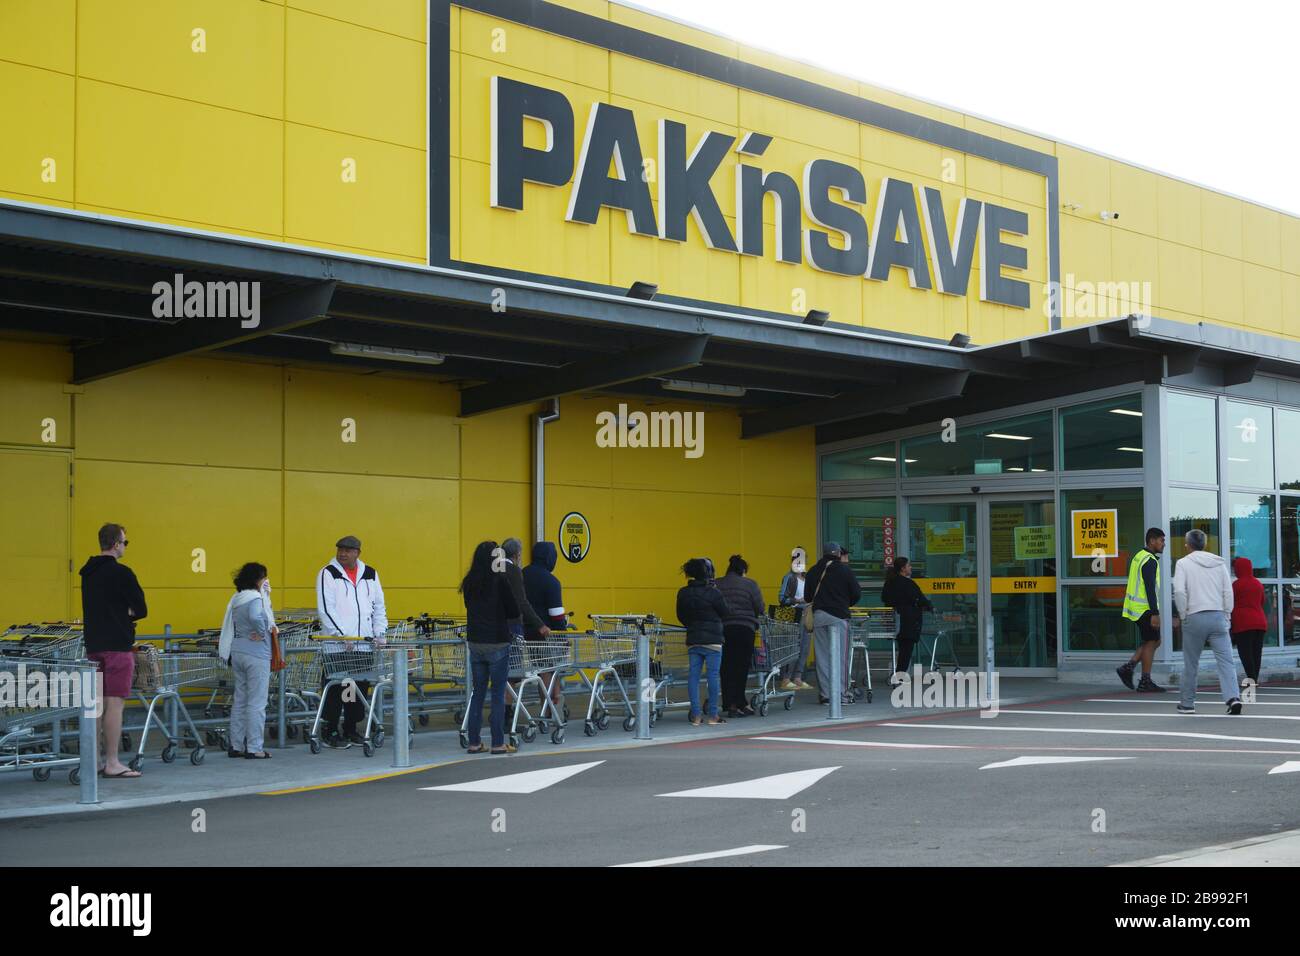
[89,650,135,698]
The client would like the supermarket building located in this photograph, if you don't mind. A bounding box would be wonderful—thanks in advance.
[2,0,1299,678]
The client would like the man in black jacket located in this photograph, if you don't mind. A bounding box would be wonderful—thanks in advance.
[80,522,148,778]
[804,542,861,705]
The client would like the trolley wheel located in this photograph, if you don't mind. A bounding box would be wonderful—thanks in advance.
[759,701,769,717]
[784,696,794,711]
[309,738,321,755]
[596,714,610,731]
[551,726,566,745]
[509,733,521,749]
[216,734,229,752]
[33,767,51,782]
[191,748,205,766]
[537,720,551,735]
[583,720,596,737]
[866,690,873,703]
[594,707,608,722]
[418,714,429,726]
[161,744,177,764]
[458,731,469,750]
[373,730,385,749]
[362,742,374,758]
[852,686,865,700]
[68,768,80,786]
[128,755,143,773]
[622,716,636,732]
[522,725,538,744]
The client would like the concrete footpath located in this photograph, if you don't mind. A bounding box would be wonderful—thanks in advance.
[0,678,1090,821]
[1118,829,1300,866]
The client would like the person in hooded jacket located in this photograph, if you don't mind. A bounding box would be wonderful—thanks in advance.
[315,535,388,748]
[1172,529,1242,715]
[676,558,729,726]
[1230,556,1268,687]
[523,541,568,711]
[880,556,932,682]
[81,522,147,778]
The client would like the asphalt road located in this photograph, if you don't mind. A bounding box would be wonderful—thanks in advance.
[5,686,1300,867]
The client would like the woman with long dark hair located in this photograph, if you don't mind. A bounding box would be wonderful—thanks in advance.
[461,540,519,754]
[880,556,932,683]
[715,554,765,717]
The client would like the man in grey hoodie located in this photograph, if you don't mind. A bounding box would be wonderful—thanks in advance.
[1172,529,1242,715]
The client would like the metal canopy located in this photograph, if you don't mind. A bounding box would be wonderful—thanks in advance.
[1,201,1297,438]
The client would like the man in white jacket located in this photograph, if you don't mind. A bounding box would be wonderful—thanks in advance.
[1171,529,1242,715]
[316,535,388,747]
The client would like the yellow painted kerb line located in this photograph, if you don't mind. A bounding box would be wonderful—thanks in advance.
[259,759,464,796]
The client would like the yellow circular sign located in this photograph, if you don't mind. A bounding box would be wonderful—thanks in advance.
[559,511,591,563]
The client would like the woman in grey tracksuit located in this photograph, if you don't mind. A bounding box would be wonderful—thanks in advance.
[225,562,278,759]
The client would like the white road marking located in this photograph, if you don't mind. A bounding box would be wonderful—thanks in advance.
[1268,761,1300,775]
[658,766,840,800]
[421,760,604,794]
[979,755,1135,770]
[1003,708,1300,721]
[1088,698,1300,706]
[612,844,787,867]
[880,722,1300,746]
[753,736,970,749]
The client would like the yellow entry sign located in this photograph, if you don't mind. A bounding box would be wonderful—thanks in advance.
[917,578,978,595]
[1071,509,1118,558]
[990,576,1057,594]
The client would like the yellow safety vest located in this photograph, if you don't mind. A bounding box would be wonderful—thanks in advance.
[1122,549,1159,622]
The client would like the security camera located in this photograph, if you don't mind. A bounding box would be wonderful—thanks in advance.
[1100,210,1120,221]
[971,486,980,494]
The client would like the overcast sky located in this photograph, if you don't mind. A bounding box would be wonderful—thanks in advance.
[628,0,1298,215]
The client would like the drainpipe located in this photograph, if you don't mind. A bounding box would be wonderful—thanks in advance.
[534,398,560,544]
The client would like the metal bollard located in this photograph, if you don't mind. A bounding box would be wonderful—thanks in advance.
[828,621,844,720]
[78,670,99,805]
[635,630,651,740]
[276,666,288,749]
[392,647,410,768]
[164,625,179,741]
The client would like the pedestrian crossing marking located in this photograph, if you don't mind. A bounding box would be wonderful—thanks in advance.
[1267,761,1300,775]
[421,760,604,794]
[979,755,1134,770]
[658,766,840,800]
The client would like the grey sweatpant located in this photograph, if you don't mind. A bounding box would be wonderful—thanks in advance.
[1179,610,1240,708]
[230,653,271,753]
[813,610,850,700]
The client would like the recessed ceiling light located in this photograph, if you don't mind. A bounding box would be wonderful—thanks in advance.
[986,433,1031,441]
[869,456,897,462]
[1109,408,1143,417]
[1117,447,1143,453]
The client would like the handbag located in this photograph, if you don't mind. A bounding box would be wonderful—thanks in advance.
[269,631,286,673]
[802,560,831,634]
[132,644,162,694]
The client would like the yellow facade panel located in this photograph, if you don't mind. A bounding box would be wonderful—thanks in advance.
[76,79,283,236]
[739,250,862,326]
[79,0,284,118]
[1282,215,1300,276]
[739,91,859,160]
[545,484,614,588]
[460,10,608,92]
[1282,274,1300,338]
[461,479,531,560]
[1059,215,1113,289]
[284,123,426,259]
[739,429,816,499]
[610,52,738,127]
[1108,161,1158,238]
[0,0,75,74]
[1199,190,1244,260]
[964,156,1001,196]
[0,339,73,448]
[72,203,283,244]
[606,405,740,493]
[0,62,74,204]
[736,44,859,96]
[2,449,70,624]
[76,358,283,469]
[1243,263,1283,335]
[861,126,943,184]
[1200,252,1244,325]
[545,399,615,489]
[286,8,426,149]
[609,214,741,305]
[1241,203,1281,269]
[1156,175,1202,247]
[450,51,461,158]
[283,368,460,480]
[859,84,966,129]
[963,116,1055,156]
[1057,144,1110,218]
[1001,166,1046,210]
[1155,239,1204,316]
[611,487,743,589]
[460,408,532,483]
[291,0,428,42]
[865,266,946,337]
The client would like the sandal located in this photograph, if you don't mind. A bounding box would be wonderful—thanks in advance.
[690,714,703,726]
[244,752,272,759]
[466,745,486,754]
[490,743,517,755]
[707,715,727,725]
[100,768,142,778]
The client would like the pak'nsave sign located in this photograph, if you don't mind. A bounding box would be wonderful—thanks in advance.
[488,75,1032,310]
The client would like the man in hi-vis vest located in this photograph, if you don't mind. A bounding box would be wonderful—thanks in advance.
[1117,527,1168,692]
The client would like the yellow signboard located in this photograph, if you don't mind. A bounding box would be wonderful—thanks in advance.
[1071,509,1117,558]
[1014,525,1055,561]
[925,521,966,555]
[990,576,1057,594]
[917,578,978,595]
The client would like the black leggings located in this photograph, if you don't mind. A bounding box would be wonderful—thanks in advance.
[721,624,755,710]
[895,637,918,675]
[1235,629,1265,683]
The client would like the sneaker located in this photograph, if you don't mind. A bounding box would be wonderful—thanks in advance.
[794,680,812,689]
[1176,703,1196,714]
[1226,698,1243,715]
[1116,662,1136,690]
[1136,675,1167,693]
[780,680,799,691]
[344,731,366,746]
[322,731,351,750]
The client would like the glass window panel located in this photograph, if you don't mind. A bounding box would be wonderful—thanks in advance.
[1283,585,1300,647]
[1169,488,1220,576]
[822,498,896,584]
[1064,585,1138,652]
[1226,400,1274,489]
[1282,496,1300,579]
[821,443,897,481]
[1166,391,1217,485]
[1059,394,1143,471]
[1059,488,1144,578]
[903,411,1052,477]
[1277,409,1300,491]
[1229,492,1276,578]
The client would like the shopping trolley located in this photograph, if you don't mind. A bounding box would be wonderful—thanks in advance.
[308,639,421,757]
[127,652,229,771]
[588,614,686,727]
[457,636,573,749]
[919,614,965,673]
[750,618,801,715]
[563,629,639,736]
[0,656,92,784]
[271,621,324,742]
[385,615,470,728]
[848,607,899,701]
[1,623,86,663]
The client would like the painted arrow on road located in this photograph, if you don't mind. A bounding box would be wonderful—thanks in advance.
[421,761,604,794]
[1267,761,1300,775]
[979,756,1135,770]
[658,766,840,800]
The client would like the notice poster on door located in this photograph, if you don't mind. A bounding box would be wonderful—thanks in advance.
[925,521,966,555]
[990,507,1021,564]
[1014,525,1056,561]
[1071,509,1117,558]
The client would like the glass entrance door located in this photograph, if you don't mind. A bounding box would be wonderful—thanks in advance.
[986,497,1057,672]
[907,500,980,669]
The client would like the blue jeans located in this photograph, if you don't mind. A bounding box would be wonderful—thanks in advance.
[688,646,721,718]
[468,643,510,748]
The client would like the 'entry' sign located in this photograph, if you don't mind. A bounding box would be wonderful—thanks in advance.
[1071,509,1117,558]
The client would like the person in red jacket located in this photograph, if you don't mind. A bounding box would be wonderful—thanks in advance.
[1230,557,1267,687]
